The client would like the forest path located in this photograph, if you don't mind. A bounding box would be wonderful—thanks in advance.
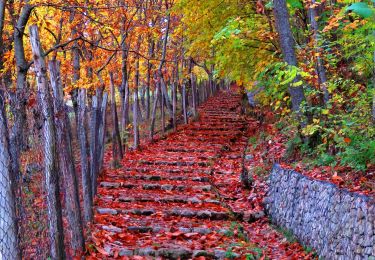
[87,90,308,259]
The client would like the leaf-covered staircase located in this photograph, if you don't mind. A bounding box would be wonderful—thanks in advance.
[87,90,307,259]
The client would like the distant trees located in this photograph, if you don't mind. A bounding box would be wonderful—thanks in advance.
[0,0,372,257]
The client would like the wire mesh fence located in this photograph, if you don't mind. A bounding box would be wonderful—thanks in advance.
[0,92,20,260]
[0,164,19,260]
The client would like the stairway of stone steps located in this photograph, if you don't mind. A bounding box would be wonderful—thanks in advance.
[88,90,263,259]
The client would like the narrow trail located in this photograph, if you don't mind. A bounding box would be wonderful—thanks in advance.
[87,90,309,259]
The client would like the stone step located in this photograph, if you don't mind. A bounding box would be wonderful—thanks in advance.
[99,224,227,235]
[164,148,217,153]
[180,130,242,136]
[174,134,241,142]
[100,245,235,259]
[99,181,212,192]
[123,167,212,175]
[184,127,244,132]
[155,142,230,149]
[98,194,219,205]
[127,160,210,167]
[131,153,216,161]
[103,174,211,183]
[199,117,244,121]
[96,207,231,220]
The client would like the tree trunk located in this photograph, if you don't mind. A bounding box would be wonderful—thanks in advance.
[70,12,80,124]
[49,60,84,256]
[140,86,146,110]
[182,83,188,124]
[0,0,6,71]
[309,0,329,104]
[158,14,173,115]
[10,2,33,185]
[146,69,151,120]
[78,88,93,223]
[120,16,129,136]
[160,84,165,135]
[29,25,65,260]
[98,93,108,171]
[273,0,306,113]
[133,54,141,148]
[110,73,123,164]
[150,84,160,140]
[172,59,178,131]
[0,88,21,260]
[133,89,140,148]
[123,82,130,133]
[90,88,102,196]
[137,91,144,123]
[190,63,197,116]
[146,41,154,120]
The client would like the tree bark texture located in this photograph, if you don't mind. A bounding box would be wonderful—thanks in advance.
[110,73,124,162]
[77,88,93,224]
[0,89,21,260]
[29,25,65,260]
[273,0,306,113]
[49,60,85,256]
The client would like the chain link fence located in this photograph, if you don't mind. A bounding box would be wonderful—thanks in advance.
[0,92,20,260]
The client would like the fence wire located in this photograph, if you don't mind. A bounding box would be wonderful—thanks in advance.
[0,93,19,260]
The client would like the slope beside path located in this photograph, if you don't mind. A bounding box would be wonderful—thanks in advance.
[87,90,313,259]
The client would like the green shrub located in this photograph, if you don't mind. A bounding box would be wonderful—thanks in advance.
[340,136,375,172]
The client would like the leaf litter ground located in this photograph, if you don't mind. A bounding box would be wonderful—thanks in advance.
[87,89,315,259]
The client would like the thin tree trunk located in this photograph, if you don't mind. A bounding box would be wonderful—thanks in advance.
[309,0,329,104]
[133,89,140,148]
[90,88,102,196]
[70,12,80,124]
[150,84,160,140]
[182,84,188,124]
[137,91,144,123]
[173,59,178,131]
[120,15,129,137]
[123,82,130,131]
[78,88,93,223]
[133,56,141,147]
[146,68,151,119]
[161,84,165,135]
[29,25,65,260]
[273,0,306,114]
[140,86,145,109]
[158,14,173,115]
[146,69,151,119]
[49,60,84,256]
[146,41,154,120]
[190,62,197,116]
[0,0,6,71]
[98,93,108,171]
[110,73,123,163]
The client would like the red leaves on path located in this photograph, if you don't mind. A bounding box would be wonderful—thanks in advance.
[87,90,314,259]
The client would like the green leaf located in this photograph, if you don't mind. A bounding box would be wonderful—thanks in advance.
[346,2,374,18]
[287,0,303,9]
[291,80,303,87]
[265,1,273,8]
